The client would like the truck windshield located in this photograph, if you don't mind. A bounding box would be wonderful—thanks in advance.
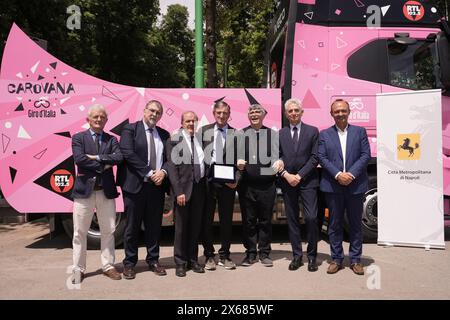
[388,40,438,90]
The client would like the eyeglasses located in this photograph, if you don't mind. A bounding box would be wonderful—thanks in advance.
[145,108,161,115]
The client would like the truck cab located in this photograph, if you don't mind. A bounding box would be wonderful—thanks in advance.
[266,0,450,240]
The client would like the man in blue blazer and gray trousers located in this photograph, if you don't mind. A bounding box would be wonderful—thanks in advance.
[71,104,123,283]
[318,99,370,275]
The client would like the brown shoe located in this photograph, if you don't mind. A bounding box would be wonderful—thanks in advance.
[327,261,343,274]
[123,265,136,280]
[103,267,122,280]
[350,263,364,275]
[149,262,167,276]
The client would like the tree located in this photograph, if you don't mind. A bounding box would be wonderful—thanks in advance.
[205,0,218,87]
[0,1,197,88]
[160,4,195,87]
[215,0,274,88]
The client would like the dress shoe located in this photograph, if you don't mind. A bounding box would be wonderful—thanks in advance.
[176,264,186,277]
[288,257,303,271]
[122,265,136,280]
[327,261,343,274]
[307,258,318,272]
[103,267,122,280]
[350,263,364,275]
[189,262,205,273]
[149,262,167,276]
[72,270,84,284]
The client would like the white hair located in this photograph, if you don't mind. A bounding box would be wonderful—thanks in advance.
[284,98,303,111]
[87,104,108,118]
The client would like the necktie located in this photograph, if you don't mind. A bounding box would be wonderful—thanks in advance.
[148,128,157,170]
[94,133,100,153]
[293,127,299,151]
[256,131,260,163]
[94,133,102,188]
[191,136,201,183]
[215,128,224,164]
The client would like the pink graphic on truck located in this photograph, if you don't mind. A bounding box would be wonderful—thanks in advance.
[0,24,281,213]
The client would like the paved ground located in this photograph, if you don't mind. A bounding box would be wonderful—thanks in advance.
[0,219,449,300]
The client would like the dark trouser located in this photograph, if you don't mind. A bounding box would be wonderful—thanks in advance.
[174,179,206,265]
[283,185,318,260]
[123,182,165,267]
[202,182,235,259]
[325,192,364,264]
[238,183,276,258]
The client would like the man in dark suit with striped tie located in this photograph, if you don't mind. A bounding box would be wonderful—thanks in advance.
[117,100,170,279]
[279,98,320,272]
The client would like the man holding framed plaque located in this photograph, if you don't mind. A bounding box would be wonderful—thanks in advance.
[199,101,242,271]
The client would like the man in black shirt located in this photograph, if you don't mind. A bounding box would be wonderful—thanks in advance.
[237,104,283,267]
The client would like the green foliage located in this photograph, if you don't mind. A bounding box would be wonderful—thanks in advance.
[0,0,194,88]
[215,0,274,88]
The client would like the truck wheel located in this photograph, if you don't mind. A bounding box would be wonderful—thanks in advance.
[361,176,378,243]
[343,176,378,243]
[61,212,127,249]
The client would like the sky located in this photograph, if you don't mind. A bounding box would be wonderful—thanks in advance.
[159,0,196,29]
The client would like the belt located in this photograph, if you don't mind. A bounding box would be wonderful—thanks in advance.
[93,186,103,191]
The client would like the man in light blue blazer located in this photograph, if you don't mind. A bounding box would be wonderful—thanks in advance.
[318,99,370,275]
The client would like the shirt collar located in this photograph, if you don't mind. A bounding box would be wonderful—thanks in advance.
[215,124,228,132]
[143,120,156,132]
[335,124,349,133]
[290,122,302,131]
[89,128,102,137]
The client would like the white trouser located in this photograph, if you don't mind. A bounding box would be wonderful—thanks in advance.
[72,190,116,273]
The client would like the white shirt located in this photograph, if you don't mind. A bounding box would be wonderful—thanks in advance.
[143,120,164,177]
[182,130,205,178]
[334,124,355,180]
[212,124,228,163]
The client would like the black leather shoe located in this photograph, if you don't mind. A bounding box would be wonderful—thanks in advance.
[176,264,186,277]
[123,265,136,280]
[288,257,303,271]
[308,258,318,272]
[149,262,167,276]
[189,262,205,273]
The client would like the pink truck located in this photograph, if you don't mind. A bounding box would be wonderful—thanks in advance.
[266,0,450,240]
[0,24,282,247]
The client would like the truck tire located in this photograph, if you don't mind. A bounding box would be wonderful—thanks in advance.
[61,212,127,249]
[361,176,378,242]
[343,175,378,243]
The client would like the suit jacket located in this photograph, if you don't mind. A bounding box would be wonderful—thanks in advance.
[318,124,371,195]
[166,129,204,202]
[279,122,319,189]
[71,130,123,199]
[117,121,170,194]
[198,123,242,184]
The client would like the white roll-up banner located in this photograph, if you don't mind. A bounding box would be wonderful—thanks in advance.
[377,89,445,249]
